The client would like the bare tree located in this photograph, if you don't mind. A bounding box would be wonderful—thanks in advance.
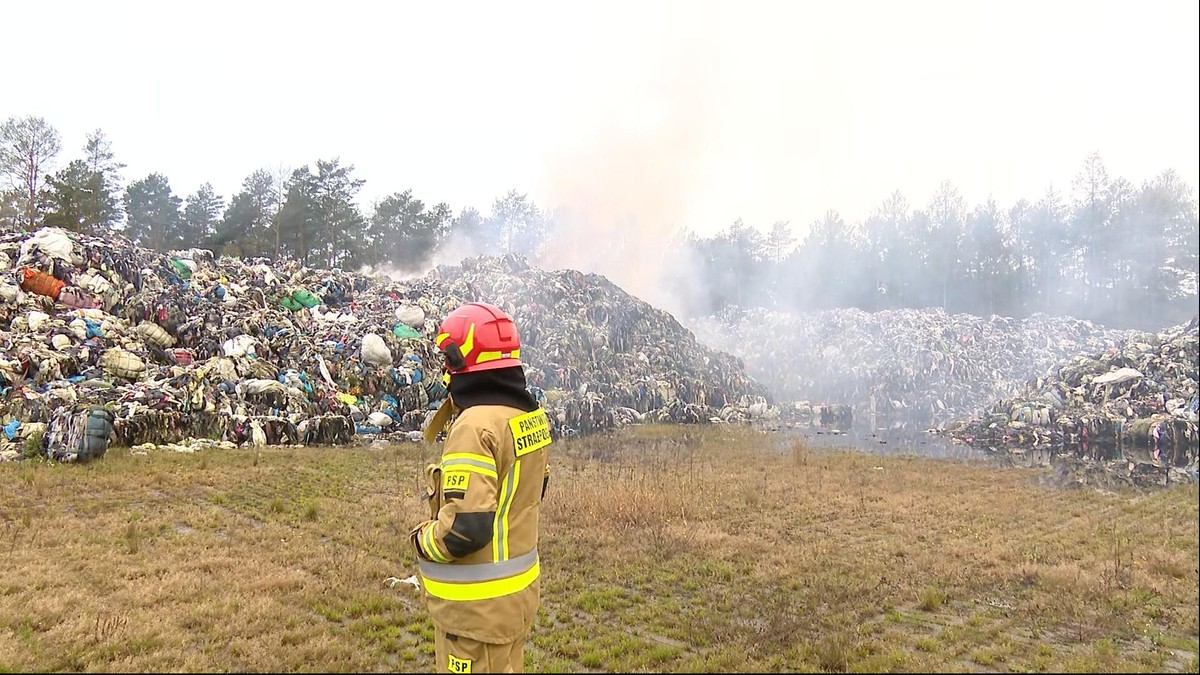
[270,162,291,258]
[0,115,62,229]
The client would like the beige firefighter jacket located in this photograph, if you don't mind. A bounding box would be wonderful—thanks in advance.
[410,403,552,643]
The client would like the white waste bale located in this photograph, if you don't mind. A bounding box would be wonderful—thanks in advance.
[170,248,214,262]
[361,333,392,367]
[68,318,88,341]
[24,227,75,261]
[253,264,279,287]
[244,379,287,396]
[137,321,176,348]
[368,411,394,427]
[396,305,426,328]
[51,334,72,350]
[222,334,257,357]
[102,348,146,379]
[78,271,114,295]
[0,280,20,303]
[250,421,267,447]
[1093,367,1142,385]
[28,311,50,332]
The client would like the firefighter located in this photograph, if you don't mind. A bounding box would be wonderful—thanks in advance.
[411,301,552,673]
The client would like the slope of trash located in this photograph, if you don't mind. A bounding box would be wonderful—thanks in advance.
[688,306,1134,428]
[428,254,770,434]
[0,228,771,462]
[943,316,1199,487]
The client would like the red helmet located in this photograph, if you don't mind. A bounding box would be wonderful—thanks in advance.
[435,302,523,374]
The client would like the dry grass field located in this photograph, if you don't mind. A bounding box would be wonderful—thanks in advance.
[1,425,1196,673]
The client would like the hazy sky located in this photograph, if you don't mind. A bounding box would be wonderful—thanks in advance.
[4,0,1198,239]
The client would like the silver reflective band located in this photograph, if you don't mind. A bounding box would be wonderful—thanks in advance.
[418,548,538,582]
[443,457,496,472]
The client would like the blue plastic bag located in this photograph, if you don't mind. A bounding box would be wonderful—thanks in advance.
[84,318,104,338]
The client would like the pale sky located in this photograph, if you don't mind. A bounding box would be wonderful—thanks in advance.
[3,0,1198,239]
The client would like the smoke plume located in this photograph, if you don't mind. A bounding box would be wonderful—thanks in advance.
[534,45,720,319]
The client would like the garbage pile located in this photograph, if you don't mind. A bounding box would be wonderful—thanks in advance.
[689,306,1133,428]
[944,316,1199,486]
[0,228,771,462]
[428,254,771,434]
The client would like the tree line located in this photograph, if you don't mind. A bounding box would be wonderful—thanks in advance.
[0,115,546,274]
[2,114,1196,330]
[682,157,1198,330]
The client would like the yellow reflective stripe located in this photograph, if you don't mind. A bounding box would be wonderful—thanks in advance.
[421,523,440,562]
[442,452,496,468]
[459,323,475,357]
[435,332,450,347]
[492,460,519,562]
[442,453,497,478]
[476,348,520,364]
[440,463,497,480]
[421,524,436,560]
[421,560,540,601]
[431,525,453,563]
[423,522,451,563]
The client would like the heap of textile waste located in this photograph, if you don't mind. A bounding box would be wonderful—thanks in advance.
[944,316,1199,486]
[690,306,1133,429]
[0,228,770,462]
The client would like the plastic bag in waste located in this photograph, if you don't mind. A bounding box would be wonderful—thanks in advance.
[368,411,395,427]
[361,333,392,367]
[393,322,422,339]
[292,288,321,308]
[20,267,64,299]
[396,305,426,328]
[169,258,194,279]
[79,407,115,462]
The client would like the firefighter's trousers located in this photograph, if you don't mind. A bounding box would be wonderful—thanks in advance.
[435,627,526,673]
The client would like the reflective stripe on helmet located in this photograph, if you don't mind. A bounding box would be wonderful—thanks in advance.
[475,348,520,364]
[458,324,475,358]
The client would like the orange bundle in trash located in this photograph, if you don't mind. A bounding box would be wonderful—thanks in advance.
[20,267,65,300]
